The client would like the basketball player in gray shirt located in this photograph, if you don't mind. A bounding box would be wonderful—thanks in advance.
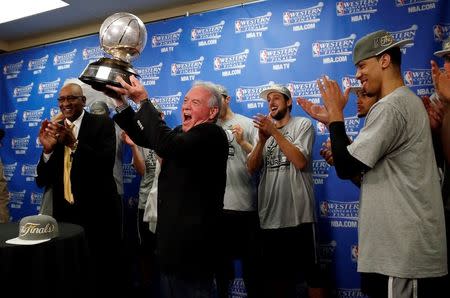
[247,84,321,298]
[215,85,259,298]
[320,30,447,298]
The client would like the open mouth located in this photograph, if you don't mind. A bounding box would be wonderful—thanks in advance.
[183,114,192,122]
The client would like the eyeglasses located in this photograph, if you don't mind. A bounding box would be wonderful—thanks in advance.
[57,95,83,103]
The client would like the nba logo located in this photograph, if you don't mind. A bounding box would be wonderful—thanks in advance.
[433,25,444,41]
[351,245,359,262]
[236,88,244,101]
[283,12,291,25]
[336,2,345,16]
[171,64,178,75]
[317,121,327,134]
[260,50,268,63]
[404,71,413,86]
[191,29,197,40]
[235,21,242,32]
[214,57,221,70]
[342,77,351,89]
[152,36,158,47]
[320,201,329,217]
[312,43,321,57]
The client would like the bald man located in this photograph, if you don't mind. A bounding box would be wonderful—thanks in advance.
[36,83,123,295]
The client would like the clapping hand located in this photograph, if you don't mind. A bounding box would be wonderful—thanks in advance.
[316,76,351,122]
[297,97,330,125]
[431,60,450,104]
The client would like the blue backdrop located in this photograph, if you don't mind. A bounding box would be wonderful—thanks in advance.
[1,0,449,296]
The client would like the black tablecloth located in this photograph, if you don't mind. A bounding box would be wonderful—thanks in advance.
[0,222,91,297]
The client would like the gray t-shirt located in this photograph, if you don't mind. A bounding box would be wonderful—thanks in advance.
[258,116,315,229]
[217,113,257,211]
[136,147,158,210]
[348,86,447,278]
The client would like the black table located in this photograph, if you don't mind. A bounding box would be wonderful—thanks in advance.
[0,222,92,297]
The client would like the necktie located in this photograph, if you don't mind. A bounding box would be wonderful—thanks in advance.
[63,124,75,204]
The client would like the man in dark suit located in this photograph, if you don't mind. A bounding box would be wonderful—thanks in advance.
[109,76,228,298]
[36,83,122,295]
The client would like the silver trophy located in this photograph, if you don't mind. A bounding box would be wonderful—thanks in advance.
[79,12,147,89]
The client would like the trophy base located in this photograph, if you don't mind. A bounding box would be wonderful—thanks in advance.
[79,58,139,90]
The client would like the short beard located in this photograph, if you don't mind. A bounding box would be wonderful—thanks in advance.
[271,109,286,121]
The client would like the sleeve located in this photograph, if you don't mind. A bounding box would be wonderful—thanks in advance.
[294,118,314,161]
[329,122,370,179]
[347,103,405,168]
[36,150,59,188]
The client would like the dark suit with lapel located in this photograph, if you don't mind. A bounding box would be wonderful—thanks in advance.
[114,102,228,278]
[36,111,122,293]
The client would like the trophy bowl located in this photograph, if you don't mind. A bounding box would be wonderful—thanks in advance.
[79,12,147,89]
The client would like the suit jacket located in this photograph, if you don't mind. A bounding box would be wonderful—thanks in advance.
[114,102,228,277]
[36,112,120,245]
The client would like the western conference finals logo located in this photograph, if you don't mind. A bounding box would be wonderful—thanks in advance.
[136,63,163,86]
[53,49,77,70]
[191,21,225,46]
[13,83,33,102]
[320,200,359,228]
[23,107,45,127]
[403,68,434,96]
[433,23,450,41]
[82,46,104,63]
[312,159,331,185]
[390,25,418,53]
[260,42,300,71]
[3,60,24,79]
[152,28,182,53]
[288,80,321,104]
[283,2,323,31]
[171,56,204,82]
[2,110,18,129]
[3,162,17,181]
[31,192,43,207]
[336,0,379,22]
[312,34,356,64]
[28,55,49,74]
[21,164,38,181]
[38,78,60,98]
[9,190,26,209]
[214,49,249,77]
[342,75,361,90]
[235,12,271,39]
[235,81,275,110]
[11,135,30,155]
[149,92,182,117]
